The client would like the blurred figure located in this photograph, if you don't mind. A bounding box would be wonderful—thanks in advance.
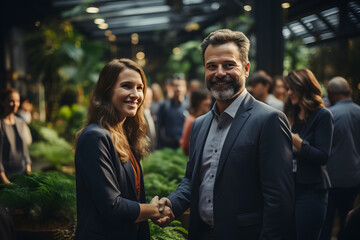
[248,70,284,111]
[321,77,360,240]
[17,99,33,124]
[163,78,174,100]
[273,75,287,102]
[343,204,360,239]
[185,79,203,108]
[157,74,188,149]
[143,88,157,151]
[150,83,164,125]
[0,88,32,184]
[179,89,211,155]
[284,69,334,240]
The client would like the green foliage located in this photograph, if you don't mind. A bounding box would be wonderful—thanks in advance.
[28,121,74,170]
[0,172,76,221]
[149,220,187,240]
[142,148,187,182]
[143,173,179,203]
[284,38,314,75]
[56,104,87,142]
[142,148,188,238]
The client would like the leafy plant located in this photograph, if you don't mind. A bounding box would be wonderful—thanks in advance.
[0,172,76,224]
[28,121,74,170]
[149,220,187,240]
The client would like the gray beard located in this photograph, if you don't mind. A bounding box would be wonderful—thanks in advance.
[210,86,237,102]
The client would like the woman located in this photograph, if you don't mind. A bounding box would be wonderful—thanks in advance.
[284,69,334,240]
[179,89,211,155]
[75,59,173,240]
[0,88,32,184]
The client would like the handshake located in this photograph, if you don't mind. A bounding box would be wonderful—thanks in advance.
[150,196,174,227]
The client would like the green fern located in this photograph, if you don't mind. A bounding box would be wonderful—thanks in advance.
[149,220,188,240]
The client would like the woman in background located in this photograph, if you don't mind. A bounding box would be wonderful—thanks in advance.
[0,88,31,184]
[179,89,211,155]
[284,69,334,240]
[75,59,173,240]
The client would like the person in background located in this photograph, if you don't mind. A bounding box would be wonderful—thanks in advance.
[163,78,174,100]
[273,75,287,102]
[185,79,203,108]
[157,29,294,240]
[157,74,188,149]
[179,89,211,155]
[247,70,284,111]
[284,69,334,240]
[150,83,164,125]
[143,88,157,151]
[16,99,33,124]
[75,59,173,240]
[0,88,32,184]
[320,76,360,240]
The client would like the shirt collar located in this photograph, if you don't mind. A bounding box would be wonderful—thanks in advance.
[212,88,248,119]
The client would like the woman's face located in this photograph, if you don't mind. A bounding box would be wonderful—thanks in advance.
[111,68,144,122]
[287,87,300,106]
[199,96,212,115]
[3,92,20,115]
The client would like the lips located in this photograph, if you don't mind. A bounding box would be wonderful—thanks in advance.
[125,101,138,108]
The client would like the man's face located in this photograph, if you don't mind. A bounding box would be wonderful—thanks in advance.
[248,82,267,101]
[204,42,250,102]
[172,78,187,101]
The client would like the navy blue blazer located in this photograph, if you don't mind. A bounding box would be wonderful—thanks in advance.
[75,124,149,240]
[293,108,334,189]
[168,93,294,240]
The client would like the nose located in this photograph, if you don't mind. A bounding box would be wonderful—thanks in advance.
[129,88,141,99]
[215,65,226,78]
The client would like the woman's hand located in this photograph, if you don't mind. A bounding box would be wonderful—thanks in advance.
[0,171,11,184]
[292,133,303,151]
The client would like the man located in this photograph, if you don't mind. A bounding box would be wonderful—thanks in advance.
[248,70,284,111]
[321,77,360,240]
[158,29,294,239]
[157,74,188,148]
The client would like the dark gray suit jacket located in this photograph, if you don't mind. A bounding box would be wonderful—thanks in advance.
[75,124,149,240]
[327,99,360,188]
[168,93,294,240]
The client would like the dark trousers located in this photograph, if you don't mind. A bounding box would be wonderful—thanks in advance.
[295,184,328,240]
[196,219,215,240]
[320,186,359,240]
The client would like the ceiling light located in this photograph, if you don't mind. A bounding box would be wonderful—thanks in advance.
[136,52,145,60]
[281,2,291,9]
[98,23,108,30]
[105,30,112,37]
[131,33,139,45]
[86,7,99,13]
[109,35,116,42]
[94,18,105,24]
[244,5,252,11]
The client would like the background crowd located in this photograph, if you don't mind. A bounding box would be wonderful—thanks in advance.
[0,28,360,240]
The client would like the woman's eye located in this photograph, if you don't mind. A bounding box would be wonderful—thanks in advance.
[137,86,143,91]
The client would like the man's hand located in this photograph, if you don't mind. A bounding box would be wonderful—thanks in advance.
[151,197,174,227]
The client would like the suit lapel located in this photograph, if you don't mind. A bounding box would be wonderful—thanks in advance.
[121,159,137,198]
[216,93,254,179]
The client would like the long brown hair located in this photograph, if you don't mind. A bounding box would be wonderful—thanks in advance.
[284,69,324,124]
[78,58,149,162]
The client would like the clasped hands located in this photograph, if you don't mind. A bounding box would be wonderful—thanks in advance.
[150,196,174,227]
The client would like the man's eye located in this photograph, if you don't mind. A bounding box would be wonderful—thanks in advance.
[207,65,216,69]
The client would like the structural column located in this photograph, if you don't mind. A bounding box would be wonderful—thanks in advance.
[254,0,284,77]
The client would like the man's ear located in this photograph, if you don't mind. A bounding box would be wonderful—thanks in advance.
[244,62,251,78]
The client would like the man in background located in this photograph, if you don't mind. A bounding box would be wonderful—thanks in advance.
[247,70,284,111]
[157,74,188,149]
[321,76,360,240]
